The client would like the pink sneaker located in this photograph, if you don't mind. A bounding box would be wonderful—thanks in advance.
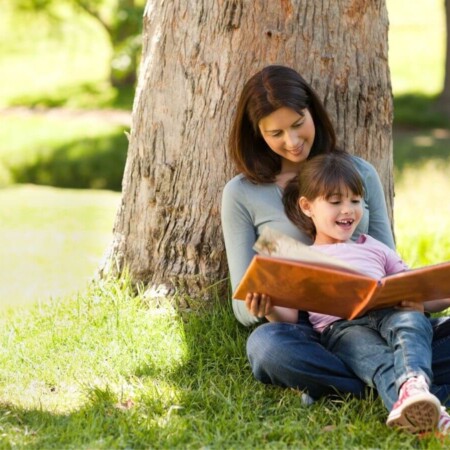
[386,376,441,434]
[438,408,450,435]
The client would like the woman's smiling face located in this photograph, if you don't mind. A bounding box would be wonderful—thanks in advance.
[258,107,316,172]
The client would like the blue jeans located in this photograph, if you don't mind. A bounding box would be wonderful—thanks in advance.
[321,309,432,410]
[247,312,450,409]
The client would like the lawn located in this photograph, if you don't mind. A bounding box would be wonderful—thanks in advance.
[0,0,450,448]
[0,185,120,311]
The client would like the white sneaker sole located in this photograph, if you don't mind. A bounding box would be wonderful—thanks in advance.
[386,393,442,434]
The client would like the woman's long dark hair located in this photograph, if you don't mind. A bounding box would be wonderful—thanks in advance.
[283,152,364,240]
[229,65,337,183]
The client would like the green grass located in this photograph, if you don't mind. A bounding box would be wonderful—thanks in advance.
[0,281,447,448]
[387,0,445,96]
[0,1,449,447]
[0,185,120,311]
[387,0,447,128]
[0,164,449,448]
[395,161,450,267]
[0,279,443,449]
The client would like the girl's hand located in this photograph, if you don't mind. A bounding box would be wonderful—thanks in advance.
[396,300,424,313]
[245,292,273,319]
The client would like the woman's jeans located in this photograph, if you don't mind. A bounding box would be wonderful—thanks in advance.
[247,312,450,410]
[321,309,432,411]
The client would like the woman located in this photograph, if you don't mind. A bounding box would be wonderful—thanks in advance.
[221,65,450,405]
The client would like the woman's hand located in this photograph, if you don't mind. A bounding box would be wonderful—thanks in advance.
[245,292,272,319]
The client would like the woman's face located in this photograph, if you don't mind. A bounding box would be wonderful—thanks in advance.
[258,107,316,171]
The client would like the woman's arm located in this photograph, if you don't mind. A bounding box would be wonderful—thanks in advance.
[354,157,396,250]
[221,177,261,326]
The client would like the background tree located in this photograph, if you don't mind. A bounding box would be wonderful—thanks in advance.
[437,0,450,116]
[16,0,144,87]
[100,0,394,303]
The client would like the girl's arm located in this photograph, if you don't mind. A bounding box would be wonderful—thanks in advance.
[424,299,450,313]
[396,299,450,313]
[245,293,298,323]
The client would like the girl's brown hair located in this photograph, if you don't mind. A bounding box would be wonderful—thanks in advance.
[228,65,337,183]
[283,152,364,240]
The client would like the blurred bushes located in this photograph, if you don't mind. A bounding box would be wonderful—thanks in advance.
[393,93,450,129]
[2,127,128,191]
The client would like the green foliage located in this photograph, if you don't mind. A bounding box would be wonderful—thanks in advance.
[8,82,136,111]
[11,0,145,88]
[0,115,128,190]
[393,93,450,129]
[8,130,128,190]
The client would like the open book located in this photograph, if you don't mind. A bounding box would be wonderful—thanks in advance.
[233,228,450,319]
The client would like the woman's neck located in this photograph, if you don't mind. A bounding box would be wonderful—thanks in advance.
[275,160,303,188]
[275,171,297,189]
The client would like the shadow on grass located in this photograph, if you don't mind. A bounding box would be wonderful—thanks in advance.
[0,386,159,448]
[392,92,450,175]
[0,299,254,448]
[7,131,128,191]
[393,92,450,129]
[393,127,450,174]
[0,296,407,448]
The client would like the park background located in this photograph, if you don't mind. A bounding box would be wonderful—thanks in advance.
[0,0,450,448]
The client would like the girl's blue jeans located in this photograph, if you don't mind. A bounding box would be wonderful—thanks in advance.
[247,312,450,411]
[320,308,432,410]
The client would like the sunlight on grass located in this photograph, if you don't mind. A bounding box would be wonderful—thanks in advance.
[387,0,445,95]
[395,161,450,266]
[0,185,120,310]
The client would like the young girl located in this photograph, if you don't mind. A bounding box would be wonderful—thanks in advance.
[281,151,450,434]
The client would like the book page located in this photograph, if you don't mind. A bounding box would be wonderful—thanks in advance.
[253,227,361,273]
[372,260,450,309]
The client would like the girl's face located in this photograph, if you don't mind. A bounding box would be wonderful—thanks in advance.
[299,187,363,245]
[258,107,316,173]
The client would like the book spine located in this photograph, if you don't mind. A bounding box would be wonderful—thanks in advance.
[348,282,380,320]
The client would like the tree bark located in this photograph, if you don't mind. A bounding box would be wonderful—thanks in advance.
[100,0,394,303]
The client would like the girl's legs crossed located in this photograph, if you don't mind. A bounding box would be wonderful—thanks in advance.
[320,320,397,410]
[377,309,433,390]
[246,315,450,407]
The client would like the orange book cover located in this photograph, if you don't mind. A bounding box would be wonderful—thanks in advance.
[232,228,450,319]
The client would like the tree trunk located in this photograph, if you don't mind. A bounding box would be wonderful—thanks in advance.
[438,0,450,115]
[100,0,394,304]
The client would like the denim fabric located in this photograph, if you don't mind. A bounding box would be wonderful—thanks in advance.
[247,312,450,409]
[321,309,433,410]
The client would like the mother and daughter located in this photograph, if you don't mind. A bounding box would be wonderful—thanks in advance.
[221,65,450,435]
